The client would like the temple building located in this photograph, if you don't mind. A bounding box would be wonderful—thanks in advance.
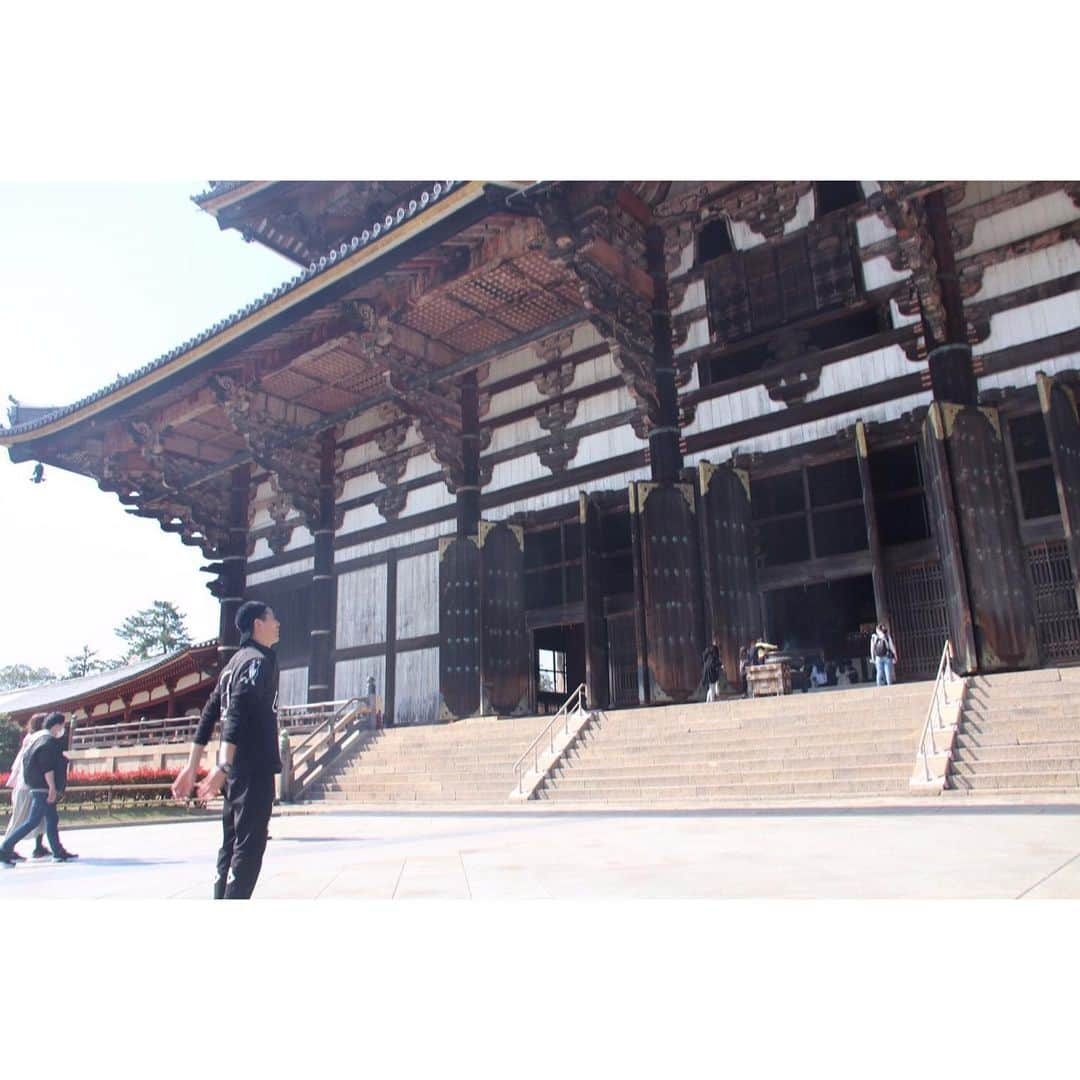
[3,180,1080,726]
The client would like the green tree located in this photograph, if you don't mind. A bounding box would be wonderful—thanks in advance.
[115,601,192,660]
[0,717,22,773]
[0,663,57,691]
[65,645,108,678]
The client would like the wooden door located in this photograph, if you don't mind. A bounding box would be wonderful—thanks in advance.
[438,535,481,719]
[635,481,704,701]
[1040,374,1080,613]
[697,461,759,689]
[479,521,528,714]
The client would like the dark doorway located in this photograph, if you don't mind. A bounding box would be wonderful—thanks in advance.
[764,574,877,683]
[532,624,586,714]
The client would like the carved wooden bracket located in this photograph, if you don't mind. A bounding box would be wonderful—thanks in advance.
[870,183,949,347]
[534,362,576,397]
[763,329,823,406]
[536,399,580,474]
[533,327,576,365]
[210,375,324,527]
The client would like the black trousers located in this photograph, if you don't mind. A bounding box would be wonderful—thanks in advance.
[214,771,275,900]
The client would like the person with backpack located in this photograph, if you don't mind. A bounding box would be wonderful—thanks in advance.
[869,624,898,687]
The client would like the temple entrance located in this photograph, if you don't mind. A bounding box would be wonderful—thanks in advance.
[762,574,877,686]
[531,624,586,713]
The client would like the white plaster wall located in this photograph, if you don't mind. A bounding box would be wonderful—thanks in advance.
[394,648,440,725]
[675,318,711,355]
[488,414,544,455]
[249,537,274,561]
[487,451,547,493]
[285,525,312,551]
[336,563,387,649]
[855,212,894,247]
[337,522,446,564]
[965,191,1080,259]
[955,181,1025,211]
[575,384,635,425]
[335,655,385,703]
[861,255,912,292]
[340,471,382,502]
[673,279,706,316]
[974,292,1080,356]
[338,504,383,536]
[485,465,651,522]
[278,667,309,708]
[784,191,815,235]
[396,551,439,640]
[803,345,913,404]
[970,242,1080,305]
[246,558,314,587]
[684,390,932,463]
[684,383,784,439]
[978,352,1080,394]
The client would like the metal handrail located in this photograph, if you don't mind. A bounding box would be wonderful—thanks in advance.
[291,697,365,768]
[513,683,589,795]
[916,640,960,782]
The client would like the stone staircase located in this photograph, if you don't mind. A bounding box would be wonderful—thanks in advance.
[946,668,1080,795]
[308,714,552,804]
[534,681,935,804]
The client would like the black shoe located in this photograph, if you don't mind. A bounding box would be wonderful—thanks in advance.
[0,852,16,867]
[32,847,50,859]
[53,851,79,862]
[10,851,26,862]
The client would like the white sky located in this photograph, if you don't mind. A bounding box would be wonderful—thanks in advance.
[0,183,293,672]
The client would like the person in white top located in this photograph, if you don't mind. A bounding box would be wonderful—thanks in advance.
[869,624,899,687]
[3,713,51,860]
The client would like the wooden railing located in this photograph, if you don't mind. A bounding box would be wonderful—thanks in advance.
[69,696,383,750]
[282,696,375,802]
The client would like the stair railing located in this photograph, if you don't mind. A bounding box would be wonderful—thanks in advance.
[916,640,960,783]
[284,696,373,800]
[513,683,589,795]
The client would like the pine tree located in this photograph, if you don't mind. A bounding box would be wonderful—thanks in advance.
[0,663,57,691]
[65,645,107,678]
[115,601,192,660]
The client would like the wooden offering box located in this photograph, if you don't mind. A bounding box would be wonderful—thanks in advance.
[746,661,792,697]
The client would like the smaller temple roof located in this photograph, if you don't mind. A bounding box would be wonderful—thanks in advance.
[0,640,218,719]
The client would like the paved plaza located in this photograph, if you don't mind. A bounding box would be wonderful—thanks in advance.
[3,801,1080,899]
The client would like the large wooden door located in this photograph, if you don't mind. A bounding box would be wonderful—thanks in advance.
[580,493,611,709]
[920,406,978,673]
[1040,374,1080,613]
[697,461,759,688]
[634,481,704,701]
[479,521,528,715]
[438,535,481,719]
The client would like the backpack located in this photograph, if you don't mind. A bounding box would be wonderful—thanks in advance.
[873,635,890,659]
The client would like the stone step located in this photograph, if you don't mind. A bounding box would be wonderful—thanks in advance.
[575,729,920,755]
[546,762,910,788]
[953,740,1080,760]
[538,777,912,800]
[559,748,915,771]
[952,757,1080,776]
[948,771,1080,791]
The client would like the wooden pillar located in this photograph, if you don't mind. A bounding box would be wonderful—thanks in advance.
[628,483,650,705]
[308,432,336,704]
[456,372,481,538]
[580,493,611,709]
[854,422,890,630]
[218,464,251,667]
[645,225,683,484]
[384,549,397,725]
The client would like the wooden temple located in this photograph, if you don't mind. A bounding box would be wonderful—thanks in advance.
[3,180,1080,723]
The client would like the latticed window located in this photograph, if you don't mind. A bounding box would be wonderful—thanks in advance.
[704,217,860,346]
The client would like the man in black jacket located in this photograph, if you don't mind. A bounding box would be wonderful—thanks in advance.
[0,712,78,866]
[172,601,282,899]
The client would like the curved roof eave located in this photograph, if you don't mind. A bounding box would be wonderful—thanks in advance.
[1,180,528,449]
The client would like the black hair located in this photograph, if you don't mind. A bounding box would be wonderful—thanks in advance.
[235,600,270,638]
[43,712,65,730]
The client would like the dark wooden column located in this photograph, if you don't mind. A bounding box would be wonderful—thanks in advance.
[923,190,980,406]
[457,372,481,538]
[1039,373,1080,611]
[580,493,611,709]
[307,432,336,704]
[645,225,683,483]
[218,464,251,667]
[854,422,890,630]
[628,483,650,705]
[384,549,397,725]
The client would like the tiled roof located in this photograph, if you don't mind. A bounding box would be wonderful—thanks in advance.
[1,181,463,438]
[0,640,218,715]
[191,180,251,204]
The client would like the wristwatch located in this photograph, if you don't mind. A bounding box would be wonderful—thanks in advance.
[218,762,233,775]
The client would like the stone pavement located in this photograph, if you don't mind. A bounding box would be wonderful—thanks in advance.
[3,801,1080,898]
